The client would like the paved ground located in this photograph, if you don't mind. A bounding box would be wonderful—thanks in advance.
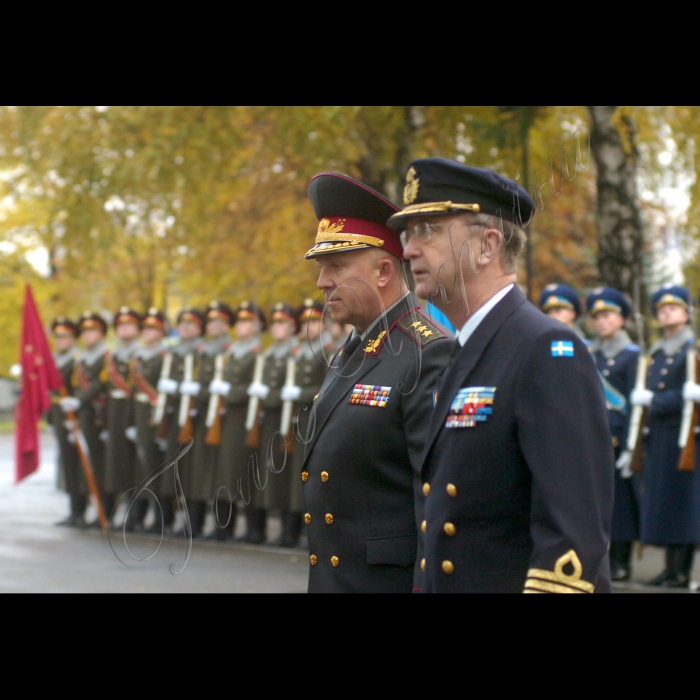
[2,431,698,593]
[1,432,309,593]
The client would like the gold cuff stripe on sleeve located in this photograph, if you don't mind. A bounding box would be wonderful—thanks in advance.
[393,201,482,217]
[315,232,385,247]
[524,549,595,593]
[524,579,588,594]
[525,568,594,593]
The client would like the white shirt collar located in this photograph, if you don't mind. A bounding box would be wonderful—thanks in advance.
[457,284,514,347]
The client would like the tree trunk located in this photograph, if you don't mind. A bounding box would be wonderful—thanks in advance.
[587,106,646,314]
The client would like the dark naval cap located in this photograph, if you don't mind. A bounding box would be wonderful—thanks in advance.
[652,284,691,317]
[305,172,403,260]
[586,287,631,318]
[386,157,536,231]
[539,283,581,317]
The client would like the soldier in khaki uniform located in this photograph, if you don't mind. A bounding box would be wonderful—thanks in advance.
[155,307,205,536]
[208,301,266,542]
[129,308,169,532]
[247,303,299,545]
[49,318,86,527]
[279,298,333,547]
[179,300,234,538]
[59,312,109,528]
[104,306,142,529]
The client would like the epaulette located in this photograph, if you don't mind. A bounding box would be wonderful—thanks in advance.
[396,311,448,348]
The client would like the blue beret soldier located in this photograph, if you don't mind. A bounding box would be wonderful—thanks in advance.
[631,285,700,587]
[586,287,641,582]
[396,157,614,593]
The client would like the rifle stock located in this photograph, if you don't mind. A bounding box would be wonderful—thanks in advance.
[245,405,262,449]
[630,408,647,473]
[205,397,223,446]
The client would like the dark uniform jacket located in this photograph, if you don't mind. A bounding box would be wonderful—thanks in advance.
[641,326,700,545]
[132,342,166,493]
[73,341,109,493]
[215,336,262,502]
[104,339,140,494]
[421,286,614,594]
[302,292,452,593]
[49,346,85,496]
[590,331,640,542]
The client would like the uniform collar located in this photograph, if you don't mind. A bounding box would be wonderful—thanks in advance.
[591,329,632,359]
[648,325,694,357]
[457,284,514,347]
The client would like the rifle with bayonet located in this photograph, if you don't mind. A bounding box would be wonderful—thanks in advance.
[244,354,265,449]
[622,280,648,475]
[178,352,195,443]
[678,300,699,472]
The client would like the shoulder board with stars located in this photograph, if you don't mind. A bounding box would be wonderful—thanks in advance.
[396,312,448,348]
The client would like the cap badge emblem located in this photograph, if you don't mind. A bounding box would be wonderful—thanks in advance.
[403,166,419,205]
[317,218,346,235]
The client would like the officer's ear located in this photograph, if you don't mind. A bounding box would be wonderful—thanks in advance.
[375,254,398,291]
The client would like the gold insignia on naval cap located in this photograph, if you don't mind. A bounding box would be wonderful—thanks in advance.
[317,218,346,235]
[403,166,419,205]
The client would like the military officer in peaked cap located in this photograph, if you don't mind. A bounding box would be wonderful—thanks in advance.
[180,300,235,538]
[49,318,86,527]
[302,172,452,593]
[586,287,641,582]
[397,157,613,593]
[104,306,142,529]
[631,285,700,587]
[60,311,109,528]
[129,308,169,532]
[154,306,205,536]
[539,283,589,343]
[209,301,266,542]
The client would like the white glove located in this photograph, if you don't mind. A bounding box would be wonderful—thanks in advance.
[66,432,76,445]
[179,380,201,396]
[682,381,700,403]
[125,425,138,442]
[59,396,81,413]
[99,429,109,442]
[630,388,654,407]
[209,379,232,396]
[157,377,179,394]
[155,437,168,451]
[281,385,302,402]
[615,450,633,479]
[247,382,270,399]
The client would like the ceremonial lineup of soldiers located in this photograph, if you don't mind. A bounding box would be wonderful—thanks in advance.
[44,156,700,592]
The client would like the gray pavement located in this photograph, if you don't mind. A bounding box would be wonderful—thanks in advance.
[2,431,699,593]
[0,432,309,593]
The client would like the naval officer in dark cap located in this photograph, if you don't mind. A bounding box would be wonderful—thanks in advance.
[301,172,452,593]
[397,157,614,593]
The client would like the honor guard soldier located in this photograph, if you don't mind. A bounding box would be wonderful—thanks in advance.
[104,306,142,529]
[247,302,299,545]
[181,300,234,538]
[154,306,205,536]
[302,172,452,593]
[60,311,109,528]
[209,301,266,542]
[279,298,333,548]
[129,308,169,532]
[631,285,700,587]
[398,157,614,593]
[49,318,86,527]
[586,287,641,581]
[539,283,589,343]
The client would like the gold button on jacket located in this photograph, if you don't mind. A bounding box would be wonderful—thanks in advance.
[301,471,309,482]
[304,513,311,524]
[423,482,430,496]
[442,560,454,574]
[331,556,339,567]
[446,483,457,497]
[443,522,456,536]
[325,513,334,524]
[321,471,329,482]
[310,554,318,565]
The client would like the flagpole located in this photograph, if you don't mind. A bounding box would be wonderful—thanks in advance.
[59,386,108,531]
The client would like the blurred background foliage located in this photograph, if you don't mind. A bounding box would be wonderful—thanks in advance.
[0,105,697,375]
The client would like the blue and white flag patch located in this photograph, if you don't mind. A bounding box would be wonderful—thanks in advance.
[445,387,495,428]
[551,340,574,357]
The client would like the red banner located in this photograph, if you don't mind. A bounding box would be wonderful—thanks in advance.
[14,285,63,483]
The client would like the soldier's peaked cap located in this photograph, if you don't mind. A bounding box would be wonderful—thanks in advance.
[652,284,691,317]
[52,317,79,337]
[305,172,403,260]
[387,157,536,230]
[586,287,631,319]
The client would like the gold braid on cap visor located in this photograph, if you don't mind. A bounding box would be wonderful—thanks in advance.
[306,232,385,256]
[390,201,481,219]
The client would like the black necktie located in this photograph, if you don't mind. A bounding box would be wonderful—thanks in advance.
[338,335,362,367]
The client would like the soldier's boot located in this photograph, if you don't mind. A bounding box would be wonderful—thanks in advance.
[243,508,266,544]
[662,544,694,588]
[56,494,87,527]
[609,541,632,582]
[188,500,206,539]
[278,511,303,548]
[208,500,236,541]
[85,493,116,530]
[125,499,149,532]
